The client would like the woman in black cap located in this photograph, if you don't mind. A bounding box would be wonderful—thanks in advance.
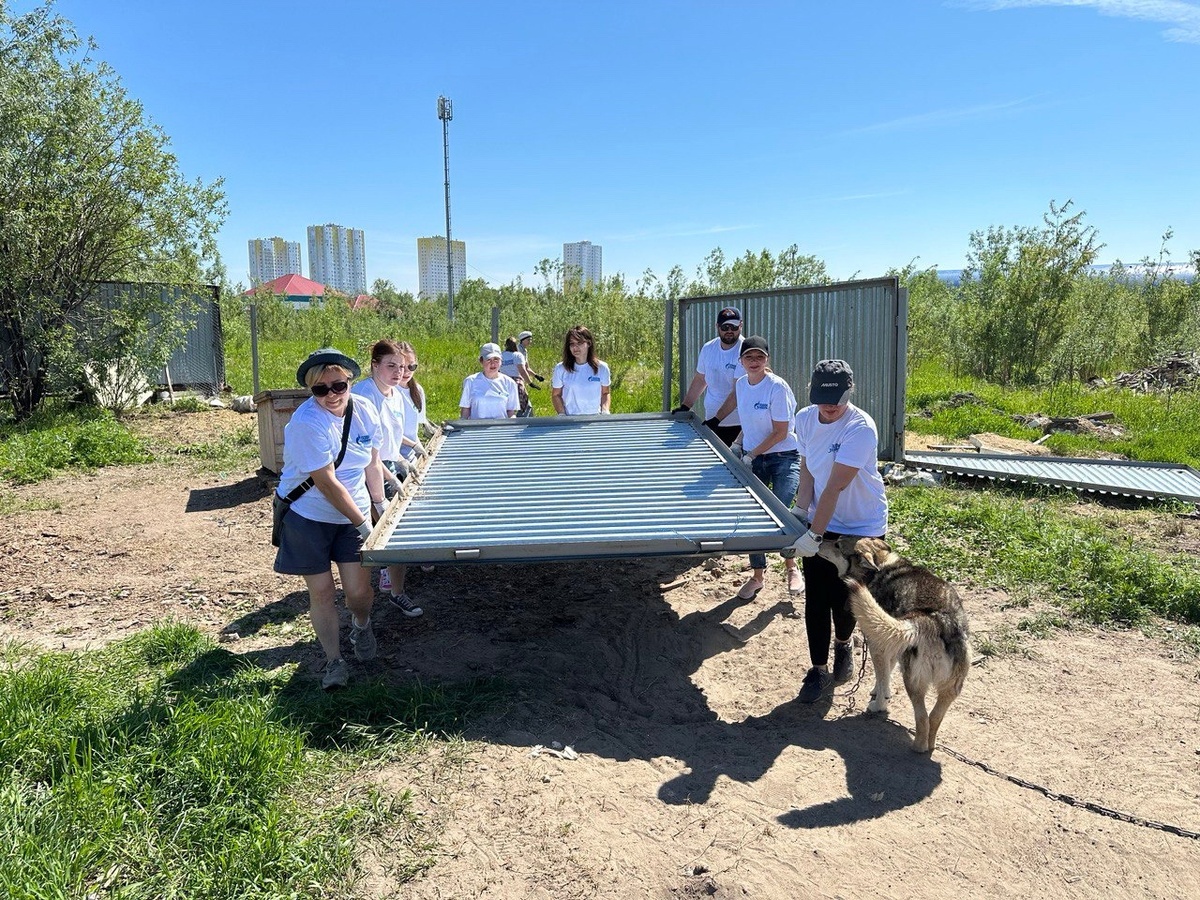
[274,347,387,690]
[789,359,889,703]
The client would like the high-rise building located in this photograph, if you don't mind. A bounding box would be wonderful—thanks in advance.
[247,237,302,286]
[417,236,466,300]
[307,224,367,295]
[563,240,602,288]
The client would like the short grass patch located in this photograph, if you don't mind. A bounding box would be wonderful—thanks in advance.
[0,622,503,899]
[0,403,149,484]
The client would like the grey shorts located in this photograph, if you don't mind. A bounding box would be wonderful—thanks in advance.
[273,508,362,575]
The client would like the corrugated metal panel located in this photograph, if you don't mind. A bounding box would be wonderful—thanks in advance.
[676,278,906,461]
[362,413,806,565]
[905,451,1200,502]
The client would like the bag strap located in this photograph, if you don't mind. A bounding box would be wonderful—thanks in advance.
[282,397,355,503]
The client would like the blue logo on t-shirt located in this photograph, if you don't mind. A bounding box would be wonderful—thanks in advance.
[355,434,372,446]
[828,442,841,454]
[754,402,769,410]
[725,363,737,370]
[588,376,601,382]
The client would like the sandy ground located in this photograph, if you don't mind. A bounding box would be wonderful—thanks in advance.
[2,408,1199,899]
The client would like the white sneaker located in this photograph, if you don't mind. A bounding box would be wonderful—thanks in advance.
[379,568,392,592]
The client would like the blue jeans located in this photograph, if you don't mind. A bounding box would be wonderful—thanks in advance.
[749,450,800,570]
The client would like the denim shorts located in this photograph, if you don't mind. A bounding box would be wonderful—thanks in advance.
[273,508,363,575]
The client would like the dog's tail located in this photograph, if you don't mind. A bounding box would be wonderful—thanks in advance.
[846,578,917,657]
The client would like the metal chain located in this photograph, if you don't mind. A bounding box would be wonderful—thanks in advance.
[835,640,1200,841]
[936,741,1200,841]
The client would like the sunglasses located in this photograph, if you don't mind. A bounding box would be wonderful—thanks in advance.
[718,324,740,332]
[402,363,419,371]
[311,380,349,397]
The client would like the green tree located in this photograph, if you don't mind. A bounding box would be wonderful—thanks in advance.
[0,2,226,417]
[952,200,1100,384]
[691,244,829,295]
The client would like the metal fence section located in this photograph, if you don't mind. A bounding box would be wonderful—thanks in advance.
[362,413,806,566]
[670,278,907,460]
[905,451,1200,502]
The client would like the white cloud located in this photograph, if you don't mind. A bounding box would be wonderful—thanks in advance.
[958,0,1200,44]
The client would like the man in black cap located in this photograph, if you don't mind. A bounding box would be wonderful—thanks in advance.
[673,306,745,446]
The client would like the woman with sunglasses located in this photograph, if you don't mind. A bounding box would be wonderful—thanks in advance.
[275,347,387,690]
[551,324,611,415]
[351,339,424,619]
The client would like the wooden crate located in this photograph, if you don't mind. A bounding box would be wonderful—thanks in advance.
[253,388,311,474]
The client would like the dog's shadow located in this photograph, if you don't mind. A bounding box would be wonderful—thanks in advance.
[658,689,943,828]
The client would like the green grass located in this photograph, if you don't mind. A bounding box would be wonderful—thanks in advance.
[888,483,1200,626]
[0,403,149,483]
[907,359,1200,467]
[0,622,503,899]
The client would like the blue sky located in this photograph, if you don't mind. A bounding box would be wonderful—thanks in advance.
[36,0,1200,294]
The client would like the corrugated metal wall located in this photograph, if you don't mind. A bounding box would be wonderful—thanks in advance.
[674,278,907,460]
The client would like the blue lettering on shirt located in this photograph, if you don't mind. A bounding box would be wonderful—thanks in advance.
[754,401,769,410]
[588,376,601,382]
[355,434,372,446]
[724,363,737,370]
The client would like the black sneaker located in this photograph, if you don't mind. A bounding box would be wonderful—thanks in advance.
[798,667,832,703]
[832,641,854,684]
[388,592,423,618]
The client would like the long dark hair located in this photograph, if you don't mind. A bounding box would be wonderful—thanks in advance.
[395,340,423,412]
[561,325,599,374]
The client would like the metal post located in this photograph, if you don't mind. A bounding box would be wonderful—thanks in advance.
[438,96,454,322]
[249,302,260,395]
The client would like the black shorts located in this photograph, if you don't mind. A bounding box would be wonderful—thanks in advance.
[273,509,363,575]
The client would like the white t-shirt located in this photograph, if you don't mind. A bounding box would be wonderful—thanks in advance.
[499,349,526,380]
[278,395,383,524]
[734,372,798,456]
[695,336,745,425]
[552,360,611,415]
[398,383,427,459]
[459,371,519,419]
[351,376,405,462]
[795,402,888,536]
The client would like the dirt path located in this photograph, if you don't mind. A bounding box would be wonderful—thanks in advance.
[2,409,1198,899]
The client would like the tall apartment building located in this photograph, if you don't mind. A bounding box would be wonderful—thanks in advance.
[247,237,302,286]
[307,224,367,295]
[563,240,603,288]
[417,236,466,300]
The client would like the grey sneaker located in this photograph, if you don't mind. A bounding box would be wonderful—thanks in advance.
[798,667,833,703]
[321,657,349,690]
[832,641,854,684]
[389,592,423,618]
[350,619,377,661]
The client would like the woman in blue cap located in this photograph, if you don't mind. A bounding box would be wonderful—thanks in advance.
[274,347,386,689]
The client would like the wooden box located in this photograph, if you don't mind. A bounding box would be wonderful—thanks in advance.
[253,389,310,474]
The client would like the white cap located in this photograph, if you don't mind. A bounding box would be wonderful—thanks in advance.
[480,342,503,360]
[518,330,533,341]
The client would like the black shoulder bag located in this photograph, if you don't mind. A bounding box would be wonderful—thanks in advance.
[271,397,355,547]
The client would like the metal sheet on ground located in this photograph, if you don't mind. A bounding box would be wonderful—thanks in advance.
[362,413,806,565]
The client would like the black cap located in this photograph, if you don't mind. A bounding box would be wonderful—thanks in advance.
[739,335,769,357]
[809,359,853,405]
[297,347,361,386]
[716,307,742,326]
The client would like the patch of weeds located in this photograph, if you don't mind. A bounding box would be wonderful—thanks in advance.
[974,625,1030,658]
[161,424,257,468]
[1017,611,1069,638]
[0,403,148,483]
[0,490,60,515]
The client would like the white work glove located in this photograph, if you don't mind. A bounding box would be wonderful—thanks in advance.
[355,520,373,540]
[740,453,755,468]
[394,455,411,478]
[411,442,428,458]
[373,500,388,517]
[791,529,823,557]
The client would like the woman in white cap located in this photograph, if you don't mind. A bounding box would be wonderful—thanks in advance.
[351,338,424,619]
[789,359,888,703]
[517,330,545,385]
[551,324,611,415]
[500,336,539,417]
[707,335,801,600]
[459,342,520,419]
[274,347,386,690]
